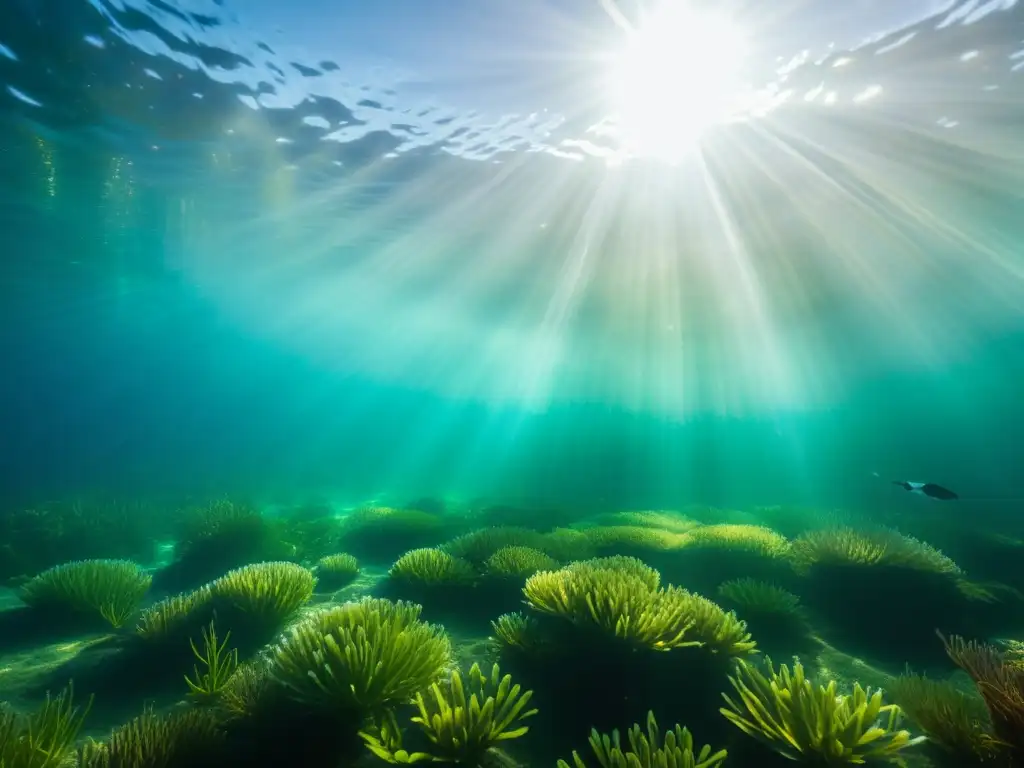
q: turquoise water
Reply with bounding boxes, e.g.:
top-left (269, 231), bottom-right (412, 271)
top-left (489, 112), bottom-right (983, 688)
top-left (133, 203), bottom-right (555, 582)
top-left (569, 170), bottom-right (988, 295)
top-left (2, 0), bottom-right (1022, 511)
top-left (1, 1), bottom-right (1024, 766)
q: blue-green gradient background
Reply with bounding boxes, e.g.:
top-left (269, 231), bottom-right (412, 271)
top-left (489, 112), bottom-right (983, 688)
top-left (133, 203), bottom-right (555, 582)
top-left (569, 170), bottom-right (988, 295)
top-left (1, 0), bottom-right (1021, 518)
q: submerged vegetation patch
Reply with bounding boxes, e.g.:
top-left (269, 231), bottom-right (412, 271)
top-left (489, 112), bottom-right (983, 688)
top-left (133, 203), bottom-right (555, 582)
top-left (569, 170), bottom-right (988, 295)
top-left (0, 496), bottom-right (1019, 768)
top-left (19, 559), bottom-right (152, 629)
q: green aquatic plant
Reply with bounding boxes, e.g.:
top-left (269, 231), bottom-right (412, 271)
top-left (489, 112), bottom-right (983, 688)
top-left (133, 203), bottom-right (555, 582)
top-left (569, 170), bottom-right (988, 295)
top-left (343, 506), bottom-right (442, 530)
top-left (579, 524), bottom-right (688, 554)
top-left (790, 527), bottom-right (887, 568)
top-left (671, 590), bottom-right (757, 657)
top-left (19, 558), bottom-right (152, 628)
top-left (721, 657), bottom-right (924, 765)
top-left (715, 579), bottom-right (811, 654)
top-left (572, 555), bottom-right (662, 589)
top-left (185, 621), bottom-right (239, 703)
top-left (360, 662), bottom-right (537, 765)
top-left (590, 510), bottom-right (702, 534)
top-left (209, 561), bottom-right (316, 627)
top-left (717, 578), bottom-right (803, 616)
top-left (0, 683), bottom-right (92, 768)
top-left (135, 585), bottom-right (213, 640)
top-left (77, 706), bottom-right (224, 768)
top-left (389, 548), bottom-right (476, 585)
top-left (523, 561), bottom-right (755, 655)
top-left (442, 526), bottom-right (549, 565)
top-left (357, 711), bottom-right (416, 765)
top-left (491, 612), bottom-right (550, 655)
top-left (940, 632), bottom-right (1024, 757)
top-left (413, 662), bottom-right (537, 755)
top-left (682, 524), bottom-right (791, 559)
top-left (484, 546), bottom-right (559, 580)
top-left (788, 529), bottom-right (967, 666)
top-left (789, 527), bottom-right (961, 575)
top-left (218, 659), bottom-right (272, 718)
top-left (314, 553), bottom-right (360, 590)
top-left (557, 711), bottom-right (727, 768)
top-left (886, 670), bottom-right (1004, 761)
top-left (523, 563), bottom-right (696, 651)
top-left (269, 597), bottom-right (452, 716)
top-left (538, 528), bottom-right (596, 561)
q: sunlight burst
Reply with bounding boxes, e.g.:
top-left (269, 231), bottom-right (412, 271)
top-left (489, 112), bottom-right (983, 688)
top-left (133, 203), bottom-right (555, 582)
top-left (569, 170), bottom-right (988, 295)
top-left (605, 2), bottom-right (749, 161)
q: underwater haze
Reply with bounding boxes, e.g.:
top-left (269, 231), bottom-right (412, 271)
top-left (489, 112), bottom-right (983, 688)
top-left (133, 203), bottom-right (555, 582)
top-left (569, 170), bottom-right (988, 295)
top-left (2, 1), bottom-right (1024, 512)
top-left (5, 2), bottom-right (1024, 768)
top-left (1, 0), bottom-right (1023, 510)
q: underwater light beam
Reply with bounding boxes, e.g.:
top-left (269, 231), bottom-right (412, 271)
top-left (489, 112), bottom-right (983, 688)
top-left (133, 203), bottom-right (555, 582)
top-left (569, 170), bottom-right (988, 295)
top-left (734, 109), bottom-right (1024, 365)
top-left (183, 123), bottom-right (623, 408)
top-left (692, 147), bottom-right (799, 405)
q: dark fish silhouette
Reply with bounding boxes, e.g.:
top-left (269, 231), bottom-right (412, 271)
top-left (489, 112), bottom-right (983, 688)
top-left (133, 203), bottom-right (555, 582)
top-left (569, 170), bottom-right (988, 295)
top-left (892, 481), bottom-right (958, 501)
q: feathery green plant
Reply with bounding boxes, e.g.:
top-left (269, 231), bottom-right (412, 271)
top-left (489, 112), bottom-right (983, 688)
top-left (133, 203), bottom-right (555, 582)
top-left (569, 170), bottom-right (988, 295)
top-left (315, 553), bottom-right (360, 589)
top-left (389, 548), bottom-right (476, 585)
top-left (20, 559), bottom-right (151, 628)
top-left (185, 621), bottom-right (239, 702)
top-left (270, 597), bottom-right (451, 716)
top-left (558, 711), bottom-right (727, 768)
top-left (491, 612), bottom-right (550, 655)
top-left (0, 683), bottom-right (92, 768)
top-left (485, 546), bottom-right (558, 580)
top-left (135, 586), bottom-right (212, 640)
top-left (524, 561), bottom-right (756, 655)
top-left (77, 706), bottom-right (223, 767)
top-left (360, 662), bottom-right (537, 765)
top-left (412, 662), bottom-right (537, 761)
top-left (721, 657), bottom-right (924, 765)
top-left (209, 561), bottom-right (316, 626)
top-left (887, 670), bottom-right (1003, 761)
